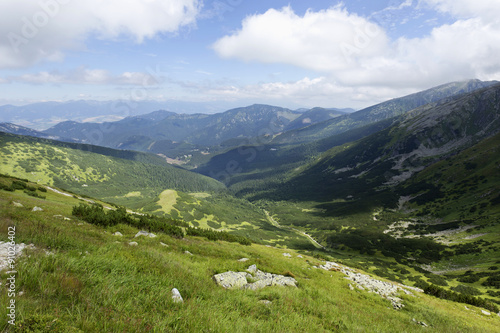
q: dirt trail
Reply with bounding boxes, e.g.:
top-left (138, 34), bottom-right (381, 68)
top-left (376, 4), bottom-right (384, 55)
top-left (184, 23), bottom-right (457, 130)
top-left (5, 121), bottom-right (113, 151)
top-left (263, 210), bottom-right (325, 249)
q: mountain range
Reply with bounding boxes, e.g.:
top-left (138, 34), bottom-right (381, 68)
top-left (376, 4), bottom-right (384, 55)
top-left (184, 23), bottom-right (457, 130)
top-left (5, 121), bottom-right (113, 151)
top-left (1, 79), bottom-right (500, 330)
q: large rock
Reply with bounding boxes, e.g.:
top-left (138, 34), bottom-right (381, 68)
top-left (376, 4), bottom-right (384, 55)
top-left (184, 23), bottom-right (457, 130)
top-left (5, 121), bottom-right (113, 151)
top-left (213, 271), bottom-right (250, 289)
top-left (214, 265), bottom-right (297, 290)
top-left (135, 231), bottom-right (156, 238)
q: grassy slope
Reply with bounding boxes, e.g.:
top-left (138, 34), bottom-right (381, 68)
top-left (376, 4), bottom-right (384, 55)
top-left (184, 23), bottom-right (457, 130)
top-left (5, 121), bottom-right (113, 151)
top-left (0, 133), bottom-right (315, 249)
top-left (0, 132), bottom-right (225, 198)
top-left (1, 181), bottom-right (499, 332)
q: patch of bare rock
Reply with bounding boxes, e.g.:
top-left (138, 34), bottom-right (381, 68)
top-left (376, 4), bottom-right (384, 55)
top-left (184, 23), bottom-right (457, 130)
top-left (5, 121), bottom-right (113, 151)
top-left (213, 264), bottom-right (297, 290)
top-left (319, 261), bottom-right (423, 310)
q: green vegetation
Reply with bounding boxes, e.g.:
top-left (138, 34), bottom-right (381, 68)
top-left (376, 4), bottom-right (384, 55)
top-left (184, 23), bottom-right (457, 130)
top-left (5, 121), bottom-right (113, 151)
top-left (0, 132), bottom-right (225, 200)
top-left (1, 177), bottom-right (499, 332)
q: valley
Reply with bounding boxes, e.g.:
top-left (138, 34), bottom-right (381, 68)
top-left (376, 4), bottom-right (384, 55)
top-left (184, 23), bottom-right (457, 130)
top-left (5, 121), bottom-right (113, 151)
top-left (1, 79), bottom-right (500, 331)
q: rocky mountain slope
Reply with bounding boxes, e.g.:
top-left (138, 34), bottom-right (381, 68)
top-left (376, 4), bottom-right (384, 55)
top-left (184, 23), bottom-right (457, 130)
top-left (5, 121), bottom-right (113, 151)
top-left (271, 79), bottom-right (498, 145)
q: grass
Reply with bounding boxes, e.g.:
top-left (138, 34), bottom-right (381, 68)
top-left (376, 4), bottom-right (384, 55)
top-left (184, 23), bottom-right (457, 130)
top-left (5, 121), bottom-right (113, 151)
top-left (155, 189), bottom-right (179, 214)
top-left (1, 180), bottom-right (500, 332)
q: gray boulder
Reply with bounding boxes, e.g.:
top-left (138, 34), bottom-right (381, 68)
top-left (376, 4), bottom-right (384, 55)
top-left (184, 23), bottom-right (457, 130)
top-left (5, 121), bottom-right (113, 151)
top-left (214, 265), bottom-right (297, 290)
top-left (213, 271), bottom-right (250, 289)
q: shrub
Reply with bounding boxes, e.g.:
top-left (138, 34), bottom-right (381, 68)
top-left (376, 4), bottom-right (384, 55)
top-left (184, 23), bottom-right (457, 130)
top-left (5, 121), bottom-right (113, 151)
top-left (428, 275), bottom-right (448, 286)
top-left (451, 284), bottom-right (482, 296)
top-left (24, 190), bottom-right (46, 199)
top-left (424, 284), bottom-right (498, 313)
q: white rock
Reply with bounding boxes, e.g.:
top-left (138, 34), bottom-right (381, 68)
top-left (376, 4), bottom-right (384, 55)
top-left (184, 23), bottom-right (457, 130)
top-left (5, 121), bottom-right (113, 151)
top-left (160, 242), bottom-right (169, 247)
top-left (282, 253), bottom-right (292, 257)
top-left (12, 202), bottom-right (23, 207)
top-left (32, 206), bottom-right (43, 212)
top-left (247, 265), bottom-right (257, 274)
top-left (113, 232), bottom-right (123, 237)
top-left (297, 255), bottom-right (303, 258)
top-left (259, 300), bottom-right (272, 305)
top-left (184, 251), bottom-right (193, 255)
top-left (171, 288), bottom-right (184, 303)
top-left (481, 310), bottom-right (491, 316)
top-left (128, 242), bottom-right (138, 246)
top-left (238, 258), bottom-right (249, 262)
top-left (135, 231), bottom-right (156, 238)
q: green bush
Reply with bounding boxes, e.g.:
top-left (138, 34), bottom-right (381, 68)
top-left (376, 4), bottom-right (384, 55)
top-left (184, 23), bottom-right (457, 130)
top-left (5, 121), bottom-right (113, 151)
top-left (451, 284), bottom-right (482, 296)
top-left (24, 190), bottom-right (46, 199)
top-left (186, 227), bottom-right (252, 245)
top-left (424, 284), bottom-right (498, 313)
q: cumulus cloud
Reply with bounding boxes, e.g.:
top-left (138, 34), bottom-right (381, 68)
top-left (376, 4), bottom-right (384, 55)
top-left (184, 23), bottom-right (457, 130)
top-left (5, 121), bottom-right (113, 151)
top-left (2, 67), bottom-right (163, 86)
top-left (213, 5), bottom-right (389, 73)
top-left (0, 0), bottom-right (200, 68)
top-left (212, 3), bottom-right (500, 93)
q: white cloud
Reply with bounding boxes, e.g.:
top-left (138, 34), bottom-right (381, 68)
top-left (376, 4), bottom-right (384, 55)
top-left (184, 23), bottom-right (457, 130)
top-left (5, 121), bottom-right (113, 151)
top-left (212, 5), bottom-right (390, 73)
top-left (0, 0), bottom-right (200, 68)
top-left (423, 0), bottom-right (500, 22)
top-left (204, 76), bottom-right (417, 108)
top-left (212, 4), bottom-right (500, 96)
top-left (2, 67), bottom-right (163, 86)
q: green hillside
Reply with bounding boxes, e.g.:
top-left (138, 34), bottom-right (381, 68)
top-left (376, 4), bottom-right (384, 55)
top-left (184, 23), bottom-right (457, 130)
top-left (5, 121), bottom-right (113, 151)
top-left (0, 132), bottom-right (224, 199)
top-left (1, 177), bottom-right (499, 332)
top-left (0, 132), bottom-right (315, 249)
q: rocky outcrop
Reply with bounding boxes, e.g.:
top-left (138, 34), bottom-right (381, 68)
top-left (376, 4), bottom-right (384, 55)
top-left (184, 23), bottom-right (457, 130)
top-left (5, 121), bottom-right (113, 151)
top-left (213, 271), bottom-right (250, 289)
top-left (319, 261), bottom-right (422, 310)
top-left (135, 231), bottom-right (156, 238)
top-left (213, 265), bottom-right (297, 290)
top-left (0, 242), bottom-right (35, 271)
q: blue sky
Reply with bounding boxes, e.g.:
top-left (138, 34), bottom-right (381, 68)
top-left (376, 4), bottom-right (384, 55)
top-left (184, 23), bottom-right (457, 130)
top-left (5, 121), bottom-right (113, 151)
top-left (0, 0), bottom-right (499, 111)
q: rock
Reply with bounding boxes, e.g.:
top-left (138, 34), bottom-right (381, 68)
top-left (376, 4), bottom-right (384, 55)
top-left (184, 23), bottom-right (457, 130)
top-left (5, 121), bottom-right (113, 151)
top-left (135, 231), bottom-right (156, 238)
top-left (481, 310), bottom-right (491, 316)
top-left (160, 242), bottom-right (169, 247)
top-left (184, 251), bottom-right (193, 256)
top-left (171, 288), bottom-right (184, 303)
top-left (12, 202), bottom-right (23, 207)
top-left (213, 272), bottom-right (250, 289)
top-left (348, 284), bottom-right (354, 291)
top-left (238, 258), bottom-right (249, 262)
top-left (32, 206), bottom-right (43, 212)
top-left (128, 242), bottom-right (138, 246)
top-left (259, 300), bottom-right (272, 305)
top-left (412, 318), bottom-right (428, 327)
top-left (247, 265), bottom-right (257, 274)
top-left (282, 253), bottom-right (292, 257)
top-left (64, 217), bottom-right (71, 221)
top-left (297, 255), bottom-right (303, 258)
top-left (215, 265), bottom-right (297, 291)
top-left (113, 232), bottom-right (123, 237)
